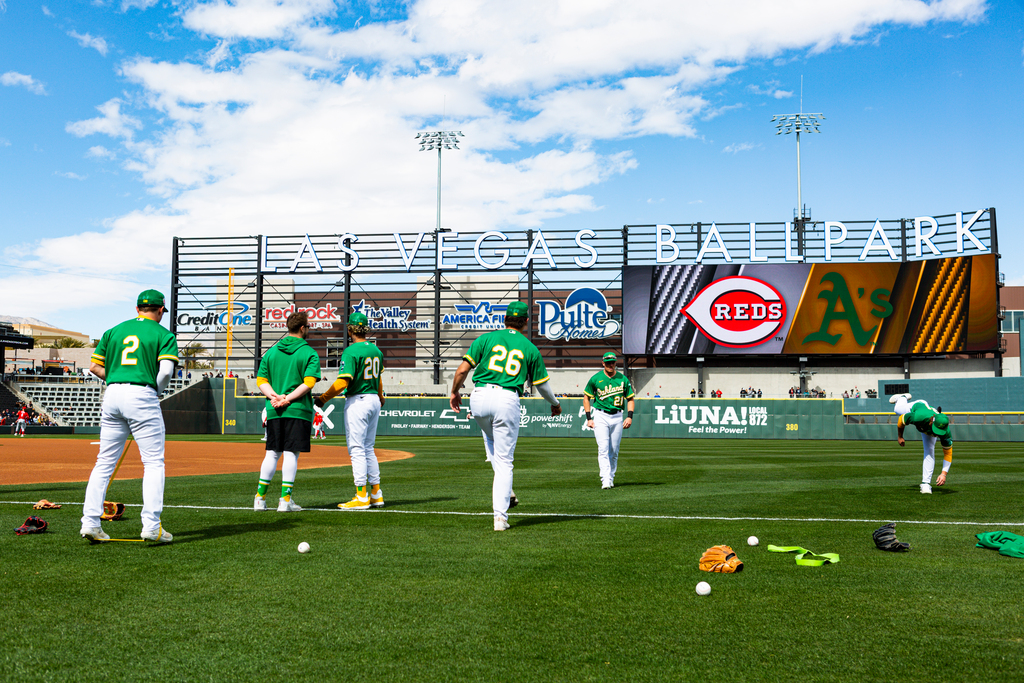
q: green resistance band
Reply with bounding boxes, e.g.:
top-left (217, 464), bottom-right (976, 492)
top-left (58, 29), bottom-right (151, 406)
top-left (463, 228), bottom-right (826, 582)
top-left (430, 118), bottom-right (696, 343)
top-left (767, 545), bottom-right (840, 566)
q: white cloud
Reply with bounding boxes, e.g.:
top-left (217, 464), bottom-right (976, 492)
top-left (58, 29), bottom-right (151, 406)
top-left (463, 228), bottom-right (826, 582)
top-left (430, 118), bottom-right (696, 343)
top-left (1, 71), bottom-right (46, 95)
top-left (55, 171), bottom-right (88, 180)
top-left (86, 145), bottom-right (116, 159)
top-left (42, 5), bottom-right (54, 17)
top-left (121, 0), bottom-right (159, 10)
top-left (69, 30), bottom-right (110, 57)
top-left (66, 99), bottom-right (142, 140)
top-left (748, 81), bottom-right (793, 99)
top-left (183, 0), bottom-right (336, 40)
top-left (0, 137), bottom-right (11, 146)
top-left (723, 142), bottom-right (759, 154)
top-left (14, 0), bottom-right (988, 324)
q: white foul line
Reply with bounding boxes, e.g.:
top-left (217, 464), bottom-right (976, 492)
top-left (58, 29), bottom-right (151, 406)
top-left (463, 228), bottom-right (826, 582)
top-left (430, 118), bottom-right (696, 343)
top-left (1, 500), bottom-right (1022, 526)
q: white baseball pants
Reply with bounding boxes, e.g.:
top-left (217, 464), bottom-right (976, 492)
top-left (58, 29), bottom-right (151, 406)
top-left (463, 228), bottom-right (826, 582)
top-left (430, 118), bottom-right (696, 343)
top-left (469, 386), bottom-right (521, 521)
top-left (893, 397), bottom-right (938, 484)
top-left (81, 384), bottom-right (166, 534)
top-left (345, 394), bottom-right (381, 487)
top-left (593, 409), bottom-right (623, 487)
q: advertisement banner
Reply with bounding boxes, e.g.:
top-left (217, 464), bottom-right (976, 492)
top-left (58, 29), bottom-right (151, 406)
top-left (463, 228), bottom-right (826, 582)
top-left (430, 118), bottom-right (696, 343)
top-left (622, 254), bottom-right (998, 356)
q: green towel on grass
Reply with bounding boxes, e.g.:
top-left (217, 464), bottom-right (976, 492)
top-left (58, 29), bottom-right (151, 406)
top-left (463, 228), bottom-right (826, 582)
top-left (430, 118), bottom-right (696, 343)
top-left (975, 531), bottom-right (1024, 559)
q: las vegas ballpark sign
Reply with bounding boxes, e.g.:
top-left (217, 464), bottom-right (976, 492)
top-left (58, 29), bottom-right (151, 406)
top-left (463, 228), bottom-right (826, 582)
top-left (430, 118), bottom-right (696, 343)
top-left (681, 277), bottom-right (785, 348)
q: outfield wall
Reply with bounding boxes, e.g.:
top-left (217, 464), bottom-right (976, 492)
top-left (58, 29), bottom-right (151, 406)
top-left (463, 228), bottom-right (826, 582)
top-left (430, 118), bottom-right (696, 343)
top-left (193, 379), bottom-right (1024, 441)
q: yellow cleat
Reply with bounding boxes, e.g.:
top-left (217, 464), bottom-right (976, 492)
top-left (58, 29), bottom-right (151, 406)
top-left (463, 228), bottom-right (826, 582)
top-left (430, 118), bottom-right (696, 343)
top-left (339, 496), bottom-right (370, 511)
top-left (369, 491), bottom-right (384, 508)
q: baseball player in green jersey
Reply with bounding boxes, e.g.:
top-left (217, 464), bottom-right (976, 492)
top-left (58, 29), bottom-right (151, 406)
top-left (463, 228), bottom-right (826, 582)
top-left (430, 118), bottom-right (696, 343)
top-left (450, 301), bottom-right (561, 531)
top-left (80, 289), bottom-right (179, 543)
top-left (316, 312), bottom-right (386, 510)
top-left (254, 311), bottom-right (322, 512)
top-left (890, 393), bottom-right (953, 493)
top-left (583, 351), bottom-right (635, 489)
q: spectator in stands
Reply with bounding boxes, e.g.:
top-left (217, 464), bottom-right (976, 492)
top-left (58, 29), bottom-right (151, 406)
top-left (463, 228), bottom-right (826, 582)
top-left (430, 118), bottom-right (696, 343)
top-left (691, 388), bottom-right (696, 397)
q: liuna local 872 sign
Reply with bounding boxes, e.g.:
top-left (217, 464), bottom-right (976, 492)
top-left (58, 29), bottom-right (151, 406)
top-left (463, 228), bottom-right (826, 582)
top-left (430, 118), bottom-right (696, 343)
top-left (622, 254), bottom-right (998, 356)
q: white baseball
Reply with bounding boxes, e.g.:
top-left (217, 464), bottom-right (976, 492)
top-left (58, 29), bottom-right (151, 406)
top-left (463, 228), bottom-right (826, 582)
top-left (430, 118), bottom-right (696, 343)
top-left (747, 536), bottom-right (759, 546)
top-left (297, 542), bottom-right (310, 554)
top-left (696, 581), bottom-right (711, 596)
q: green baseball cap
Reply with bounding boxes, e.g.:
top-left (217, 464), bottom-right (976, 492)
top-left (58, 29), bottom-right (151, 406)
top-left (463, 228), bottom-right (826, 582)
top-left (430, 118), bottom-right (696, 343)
top-left (931, 412), bottom-right (950, 437)
top-left (137, 289), bottom-right (165, 308)
top-left (602, 352), bottom-right (617, 363)
top-left (348, 311), bottom-right (369, 326)
top-left (505, 301), bottom-right (529, 317)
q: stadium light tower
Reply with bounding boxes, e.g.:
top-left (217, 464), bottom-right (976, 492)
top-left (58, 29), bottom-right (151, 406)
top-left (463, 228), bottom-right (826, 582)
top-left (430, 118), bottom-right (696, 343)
top-left (416, 130), bottom-right (464, 233)
top-left (771, 112), bottom-right (823, 222)
top-left (416, 130), bottom-right (463, 386)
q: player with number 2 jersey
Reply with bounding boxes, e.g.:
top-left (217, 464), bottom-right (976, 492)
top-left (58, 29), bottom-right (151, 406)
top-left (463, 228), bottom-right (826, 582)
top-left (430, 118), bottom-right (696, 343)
top-left (80, 289), bottom-right (178, 543)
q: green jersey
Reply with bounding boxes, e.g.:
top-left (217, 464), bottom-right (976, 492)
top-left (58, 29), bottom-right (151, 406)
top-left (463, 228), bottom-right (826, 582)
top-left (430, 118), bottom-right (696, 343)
top-left (257, 336), bottom-right (321, 421)
top-left (92, 317), bottom-right (178, 389)
top-left (464, 328), bottom-right (548, 395)
top-left (339, 341), bottom-right (383, 396)
top-left (902, 402), bottom-right (953, 448)
top-left (584, 371), bottom-right (634, 412)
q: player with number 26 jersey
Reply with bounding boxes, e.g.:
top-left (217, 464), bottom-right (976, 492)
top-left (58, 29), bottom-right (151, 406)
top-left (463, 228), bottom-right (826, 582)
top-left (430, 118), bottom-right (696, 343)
top-left (450, 301), bottom-right (561, 531)
top-left (463, 327), bottom-right (548, 393)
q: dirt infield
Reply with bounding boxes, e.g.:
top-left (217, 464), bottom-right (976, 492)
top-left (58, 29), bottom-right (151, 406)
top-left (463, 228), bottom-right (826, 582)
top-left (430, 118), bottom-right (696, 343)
top-left (0, 438), bottom-right (414, 486)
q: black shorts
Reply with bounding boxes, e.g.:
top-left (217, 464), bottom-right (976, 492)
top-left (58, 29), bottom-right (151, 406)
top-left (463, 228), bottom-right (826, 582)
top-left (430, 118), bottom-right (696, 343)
top-left (266, 417), bottom-right (312, 453)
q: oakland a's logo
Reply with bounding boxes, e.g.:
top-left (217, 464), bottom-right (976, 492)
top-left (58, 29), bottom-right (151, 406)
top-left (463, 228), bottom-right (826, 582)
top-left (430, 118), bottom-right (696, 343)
top-left (681, 277), bottom-right (786, 348)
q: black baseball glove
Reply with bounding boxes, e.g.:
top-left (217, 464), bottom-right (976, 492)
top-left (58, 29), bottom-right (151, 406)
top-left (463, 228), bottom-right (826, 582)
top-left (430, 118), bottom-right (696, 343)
top-left (873, 522), bottom-right (910, 552)
top-left (15, 516), bottom-right (48, 535)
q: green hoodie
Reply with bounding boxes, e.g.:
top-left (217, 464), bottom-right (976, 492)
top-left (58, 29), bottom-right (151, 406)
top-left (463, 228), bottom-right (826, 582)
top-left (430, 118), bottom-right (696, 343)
top-left (257, 335), bottom-right (322, 422)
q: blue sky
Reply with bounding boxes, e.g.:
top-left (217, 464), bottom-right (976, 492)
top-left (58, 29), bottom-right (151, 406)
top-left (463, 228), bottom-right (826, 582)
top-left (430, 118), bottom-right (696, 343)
top-left (1, 0), bottom-right (1022, 339)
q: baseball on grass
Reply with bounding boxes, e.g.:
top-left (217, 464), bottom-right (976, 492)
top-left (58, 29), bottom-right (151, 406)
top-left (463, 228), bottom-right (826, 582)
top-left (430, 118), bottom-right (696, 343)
top-left (748, 536), bottom-right (759, 546)
top-left (297, 542), bottom-right (310, 554)
top-left (696, 581), bottom-right (711, 596)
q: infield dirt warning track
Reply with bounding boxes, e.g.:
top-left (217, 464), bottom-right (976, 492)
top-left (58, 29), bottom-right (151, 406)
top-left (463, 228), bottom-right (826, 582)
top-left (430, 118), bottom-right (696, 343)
top-left (0, 438), bottom-right (414, 486)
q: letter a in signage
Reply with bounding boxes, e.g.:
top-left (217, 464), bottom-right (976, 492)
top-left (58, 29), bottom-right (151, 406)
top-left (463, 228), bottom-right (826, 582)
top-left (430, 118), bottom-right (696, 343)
top-left (802, 272), bottom-right (876, 346)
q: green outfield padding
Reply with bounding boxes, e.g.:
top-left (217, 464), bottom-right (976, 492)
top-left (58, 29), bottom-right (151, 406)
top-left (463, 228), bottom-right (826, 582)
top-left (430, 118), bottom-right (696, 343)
top-left (178, 379), bottom-right (1024, 441)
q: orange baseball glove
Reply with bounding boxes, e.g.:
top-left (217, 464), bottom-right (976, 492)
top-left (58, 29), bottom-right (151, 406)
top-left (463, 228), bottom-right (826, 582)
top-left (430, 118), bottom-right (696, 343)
top-left (699, 545), bottom-right (744, 573)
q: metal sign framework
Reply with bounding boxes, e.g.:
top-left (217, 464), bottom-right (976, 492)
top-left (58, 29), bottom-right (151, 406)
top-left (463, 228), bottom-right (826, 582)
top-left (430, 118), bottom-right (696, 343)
top-left (169, 208), bottom-right (999, 383)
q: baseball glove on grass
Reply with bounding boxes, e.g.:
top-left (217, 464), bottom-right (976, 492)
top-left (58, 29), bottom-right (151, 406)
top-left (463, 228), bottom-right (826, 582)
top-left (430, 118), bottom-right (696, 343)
top-left (15, 516), bottom-right (48, 535)
top-left (33, 499), bottom-right (61, 510)
top-left (699, 545), bottom-right (744, 573)
top-left (873, 522), bottom-right (910, 552)
top-left (101, 501), bottom-right (125, 521)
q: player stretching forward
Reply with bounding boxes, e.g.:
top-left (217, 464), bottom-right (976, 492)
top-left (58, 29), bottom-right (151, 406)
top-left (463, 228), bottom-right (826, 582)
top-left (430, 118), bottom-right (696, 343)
top-left (15, 406), bottom-right (29, 437)
top-left (890, 393), bottom-right (953, 494)
top-left (313, 409), bottom-right (326, 439)
top-left (450, 301), bottom-right (561, 531)
top-left (583, 352), bottom-right (635, 489)
top-left (316, 312), bottom-right (386, 510)
top-left (254, 311), bottom-right (322, 512)
top-left (80, 289), bottom-right (178, 543)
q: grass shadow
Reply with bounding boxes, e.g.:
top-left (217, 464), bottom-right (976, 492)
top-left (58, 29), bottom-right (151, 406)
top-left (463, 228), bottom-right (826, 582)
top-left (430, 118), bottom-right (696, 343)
top-left (511, 515), bottom-right (597, 528)
top-left (172, 518), bottom-right (300, 544)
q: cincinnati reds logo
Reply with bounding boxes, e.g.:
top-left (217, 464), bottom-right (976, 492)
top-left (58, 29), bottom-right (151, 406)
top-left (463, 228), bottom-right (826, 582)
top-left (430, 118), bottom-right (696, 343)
top-left (681, 276), bottom-right (786, 348)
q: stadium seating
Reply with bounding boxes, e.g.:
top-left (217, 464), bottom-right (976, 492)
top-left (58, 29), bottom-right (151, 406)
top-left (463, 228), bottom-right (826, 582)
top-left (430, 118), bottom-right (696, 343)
top-left (12, 378), bottom-right (191, 427)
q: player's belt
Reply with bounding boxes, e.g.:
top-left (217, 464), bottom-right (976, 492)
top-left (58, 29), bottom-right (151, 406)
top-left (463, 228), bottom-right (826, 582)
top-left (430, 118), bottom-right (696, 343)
top-left (109, 382), bottom-right (156, 389)
top-left (595, 408), bottom-right (621, 415)
top-left (482, 384), bottom-right (519, 394)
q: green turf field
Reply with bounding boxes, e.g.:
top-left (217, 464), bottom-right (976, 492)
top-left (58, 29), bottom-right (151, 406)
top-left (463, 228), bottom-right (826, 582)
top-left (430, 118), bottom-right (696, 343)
top-left (1, 435), bottom-right (1022, 682)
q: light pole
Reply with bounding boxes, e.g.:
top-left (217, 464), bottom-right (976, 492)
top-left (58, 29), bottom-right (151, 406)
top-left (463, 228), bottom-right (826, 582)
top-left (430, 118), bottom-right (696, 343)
top-left (771, 112), bottom-right (823, 223)
top-left (772, 112), bottom-right (822, 257)
top-left (416, 130), bottom-right (463, 384)
top-left (416, 130), bottom-right (464, 233)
